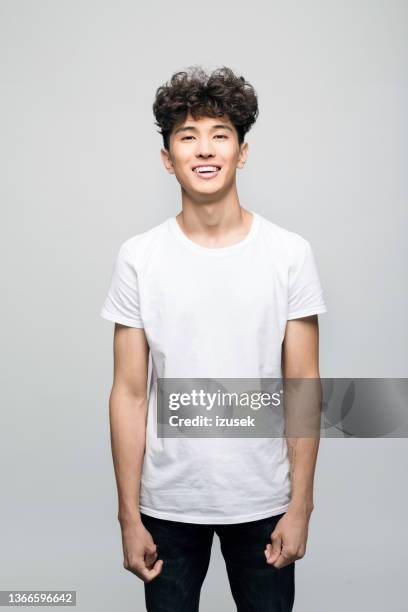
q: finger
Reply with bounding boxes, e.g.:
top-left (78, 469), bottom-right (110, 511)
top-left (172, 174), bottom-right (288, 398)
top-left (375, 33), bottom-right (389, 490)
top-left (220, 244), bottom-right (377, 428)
top-left (145, 543), bottom-right (157, 555)
top-left (145, 551), bottom-right (158, 569)
top-left (129, 558), bottom-right (163, 582)
top-left (144, 543), bottom-right (158, 568)
top-left (140, 559), bottom-right (164, 582)
top-left (265, 533), bottom-right (282, 564)
top-left (264, 544), bottom-right (279, 564)
top-left (273, 555), bottom-right (294, 569)
top-left (273, 548), bottom-right (296, 569)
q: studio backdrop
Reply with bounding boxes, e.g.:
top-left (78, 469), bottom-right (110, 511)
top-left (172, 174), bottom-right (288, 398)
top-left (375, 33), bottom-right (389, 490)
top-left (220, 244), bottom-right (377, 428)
top-left (1, 1), bottom-right (407, 611)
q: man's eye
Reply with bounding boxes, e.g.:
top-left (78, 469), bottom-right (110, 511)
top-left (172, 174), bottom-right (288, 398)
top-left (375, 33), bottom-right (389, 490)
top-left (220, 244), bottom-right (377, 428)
top-left (181, 134), bottom-right (227, 141)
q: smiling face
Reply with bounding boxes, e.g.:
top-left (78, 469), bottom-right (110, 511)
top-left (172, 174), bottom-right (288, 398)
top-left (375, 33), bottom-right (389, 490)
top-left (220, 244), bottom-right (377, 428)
top-left (160, 113), bottom-right (248, 198)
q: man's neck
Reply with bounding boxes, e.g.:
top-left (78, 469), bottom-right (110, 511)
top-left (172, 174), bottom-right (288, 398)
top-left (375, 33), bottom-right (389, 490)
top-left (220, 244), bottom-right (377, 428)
top-left (175, 199), bottom-right (253, 249)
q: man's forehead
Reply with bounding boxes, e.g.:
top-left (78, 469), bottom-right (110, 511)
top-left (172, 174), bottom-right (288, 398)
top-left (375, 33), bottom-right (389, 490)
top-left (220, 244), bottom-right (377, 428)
top-left (183, 112), bottom-right (231, 125)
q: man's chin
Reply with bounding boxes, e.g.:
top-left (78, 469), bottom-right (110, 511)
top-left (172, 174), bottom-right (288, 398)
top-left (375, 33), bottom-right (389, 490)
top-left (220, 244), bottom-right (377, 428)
top-left (179, 180), bottom-right (223, 195)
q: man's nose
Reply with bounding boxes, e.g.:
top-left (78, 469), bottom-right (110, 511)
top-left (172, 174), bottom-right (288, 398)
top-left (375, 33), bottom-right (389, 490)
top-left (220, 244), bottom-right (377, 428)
top-left (195, 139), bottom-right (215, 157)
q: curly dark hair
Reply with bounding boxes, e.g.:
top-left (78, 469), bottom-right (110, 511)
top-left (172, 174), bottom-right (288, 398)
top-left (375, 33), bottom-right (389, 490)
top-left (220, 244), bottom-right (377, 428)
top-left (152, 65), bottom-right (259, 151)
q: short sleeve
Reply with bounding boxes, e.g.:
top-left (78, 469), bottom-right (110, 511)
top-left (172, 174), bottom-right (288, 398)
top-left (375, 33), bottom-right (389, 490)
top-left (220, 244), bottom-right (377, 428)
top-left (287, 239), bottom-right (328, 320)
top-left (100, 242), bottom-right (144, 328)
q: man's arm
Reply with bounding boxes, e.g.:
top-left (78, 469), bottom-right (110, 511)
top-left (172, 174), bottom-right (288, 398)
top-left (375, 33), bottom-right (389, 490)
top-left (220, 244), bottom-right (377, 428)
top-left (109, 323), bottom-right (163, 582)
top-left (282, 314), bottom-right (321, 515)
top-left (110, 323), bottom-right (149, 523)
top-left (265, 314), bottom-right (322, 569)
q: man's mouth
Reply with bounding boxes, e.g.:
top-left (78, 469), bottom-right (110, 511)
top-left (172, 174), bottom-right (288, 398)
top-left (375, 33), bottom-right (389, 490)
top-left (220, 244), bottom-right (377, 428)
top-left (192, 165), bottom-right (222, 179)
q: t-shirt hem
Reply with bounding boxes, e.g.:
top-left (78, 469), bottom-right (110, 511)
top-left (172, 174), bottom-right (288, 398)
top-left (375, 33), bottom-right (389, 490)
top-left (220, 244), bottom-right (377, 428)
top-left (287, 305), bottom-right (327, 320)
top-left (100, 309), bottom-right (144, 328)
top-left (138, 503), bottom-right (290, 525)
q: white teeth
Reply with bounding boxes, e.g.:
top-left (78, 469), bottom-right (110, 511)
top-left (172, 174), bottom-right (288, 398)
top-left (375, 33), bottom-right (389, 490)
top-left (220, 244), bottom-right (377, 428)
top-left (193, 166), bottom-right (220, 173)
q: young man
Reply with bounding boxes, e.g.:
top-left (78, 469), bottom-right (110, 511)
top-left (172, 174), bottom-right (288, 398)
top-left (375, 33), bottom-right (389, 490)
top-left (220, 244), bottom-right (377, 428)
top-left (100, 66), bottom-right (328, 611)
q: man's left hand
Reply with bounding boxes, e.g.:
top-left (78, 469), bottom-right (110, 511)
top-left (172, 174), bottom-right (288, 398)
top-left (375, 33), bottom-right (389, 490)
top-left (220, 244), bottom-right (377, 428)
top-left (264, 505), bottom-right (312, 569)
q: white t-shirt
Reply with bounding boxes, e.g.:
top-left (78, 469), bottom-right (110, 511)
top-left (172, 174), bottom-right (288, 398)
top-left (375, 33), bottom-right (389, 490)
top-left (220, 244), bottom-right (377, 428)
top-left (100, 210), bottom-right (328, 524)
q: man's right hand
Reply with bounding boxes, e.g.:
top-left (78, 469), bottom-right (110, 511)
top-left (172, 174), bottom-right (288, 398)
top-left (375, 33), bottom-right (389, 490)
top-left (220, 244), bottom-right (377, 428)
top-left (120, 519), bottom-right (164, 582)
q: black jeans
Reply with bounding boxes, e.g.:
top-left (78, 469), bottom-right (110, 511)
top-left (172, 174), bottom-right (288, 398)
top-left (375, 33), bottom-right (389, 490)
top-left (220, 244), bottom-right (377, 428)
top-left (140, 511), bottom-right (295, 612)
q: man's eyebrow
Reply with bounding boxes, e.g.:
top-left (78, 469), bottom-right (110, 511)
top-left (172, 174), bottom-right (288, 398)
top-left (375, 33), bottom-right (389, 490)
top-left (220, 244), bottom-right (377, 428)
top-left (174, 123), bottom-right (234, 135)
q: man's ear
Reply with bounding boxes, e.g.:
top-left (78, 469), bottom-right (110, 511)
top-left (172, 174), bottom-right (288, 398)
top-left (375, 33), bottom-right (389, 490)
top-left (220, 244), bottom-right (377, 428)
top-left (160, 148), bottom-right (175, 175)
top-left (237, 142), bottom-right (249, 169)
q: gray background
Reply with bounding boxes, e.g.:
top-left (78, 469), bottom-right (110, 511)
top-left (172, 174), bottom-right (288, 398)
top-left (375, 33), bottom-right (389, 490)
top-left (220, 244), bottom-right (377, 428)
top-left (1, 0), bottom-right (407, 610)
